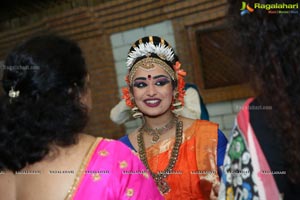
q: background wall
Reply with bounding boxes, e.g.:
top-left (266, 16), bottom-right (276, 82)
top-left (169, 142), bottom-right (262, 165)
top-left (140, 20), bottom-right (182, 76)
top-left (0, 0), bottom-right (253, 139)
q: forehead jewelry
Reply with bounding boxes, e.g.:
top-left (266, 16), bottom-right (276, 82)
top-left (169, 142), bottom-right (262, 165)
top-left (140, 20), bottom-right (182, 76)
top-left (129, 57), bottom-right (175, 84)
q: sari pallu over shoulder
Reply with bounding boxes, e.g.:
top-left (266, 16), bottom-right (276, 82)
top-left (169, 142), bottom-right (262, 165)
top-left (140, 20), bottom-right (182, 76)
top-left (146, 120), bottom-right (220, 200)
top-left (65, 138), bottom-right (163, 200)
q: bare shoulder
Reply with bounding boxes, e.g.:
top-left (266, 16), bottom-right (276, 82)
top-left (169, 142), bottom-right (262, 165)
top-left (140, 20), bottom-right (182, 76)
top-left (0, 171), bottom-right (16, 200)
top-left (179, 116), bottom-right (196, 130)
top-left (128, 129), bottom-right (138, 140)
top-left (13, 134), bottom-right (97, 200)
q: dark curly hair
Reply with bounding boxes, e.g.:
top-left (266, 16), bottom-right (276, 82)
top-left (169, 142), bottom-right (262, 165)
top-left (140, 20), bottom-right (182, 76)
top-left (0, 35), bottom-right (89, 171)
top-left (228, 0), bottom-right (300, 183)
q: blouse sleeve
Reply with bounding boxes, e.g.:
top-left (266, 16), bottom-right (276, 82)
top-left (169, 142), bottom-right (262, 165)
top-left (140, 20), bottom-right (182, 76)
top-left (217, 129), bottom-right (228, 176)
top-left (217, 129), bottom-right (228, 167)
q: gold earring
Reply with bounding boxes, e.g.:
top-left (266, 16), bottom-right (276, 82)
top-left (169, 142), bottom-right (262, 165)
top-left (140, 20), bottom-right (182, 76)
top-left (172, 92), bottom-right (183, 112)
top-left (130, 97), bottom-right (143, 118)
top-left (132, 106), bottom-right (143, 118)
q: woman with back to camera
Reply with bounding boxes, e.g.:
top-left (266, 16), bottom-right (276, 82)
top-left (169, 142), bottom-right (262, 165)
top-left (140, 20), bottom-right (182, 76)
top-left (219, 0), bottom-right (300, 199)
top-left (120, 36), bottom-right (228, 199)
top-left (0, 35), bottom-right (163, 200)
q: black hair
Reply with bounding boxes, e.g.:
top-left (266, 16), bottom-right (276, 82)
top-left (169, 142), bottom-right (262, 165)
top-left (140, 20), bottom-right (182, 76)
top-left (228, 0), bottom-right (300, 183)
top-left (0, 35), bottom-right (89, 171)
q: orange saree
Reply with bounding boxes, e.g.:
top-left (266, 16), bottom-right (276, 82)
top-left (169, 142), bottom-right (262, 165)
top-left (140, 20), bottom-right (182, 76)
top-left (146, 120), bottom-right (220, 200)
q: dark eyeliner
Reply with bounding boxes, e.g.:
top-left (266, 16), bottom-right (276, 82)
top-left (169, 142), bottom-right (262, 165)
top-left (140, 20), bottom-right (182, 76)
top-left (155, 78), bottom-right (170, 86)
top-left (133, 81), bottom-right (147, 88)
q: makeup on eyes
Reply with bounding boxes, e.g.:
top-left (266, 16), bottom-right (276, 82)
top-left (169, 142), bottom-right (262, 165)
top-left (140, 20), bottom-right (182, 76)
top-left (133, 81), bottom-right (147, 88)
top-left (133, 75), bottom-right (171, 88)
top-left (154, 77), bottom-right (170, 86)
top-left (133, 77), bottom-right (147, 88)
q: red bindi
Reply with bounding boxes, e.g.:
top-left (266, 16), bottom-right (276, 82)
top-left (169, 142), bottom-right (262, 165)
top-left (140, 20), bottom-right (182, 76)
top-left (148, 75), bottom-right (151, 80)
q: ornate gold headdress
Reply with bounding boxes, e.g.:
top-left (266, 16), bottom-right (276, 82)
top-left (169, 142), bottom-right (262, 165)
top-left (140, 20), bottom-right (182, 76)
top-left (126, 36), bottom-right (176, 84)
top-left (126, 36), bottom-right (175, 70)
top-left (122, 36), bottom-right (186, 111)
top-left (128, 57), bottom-right (176, 84)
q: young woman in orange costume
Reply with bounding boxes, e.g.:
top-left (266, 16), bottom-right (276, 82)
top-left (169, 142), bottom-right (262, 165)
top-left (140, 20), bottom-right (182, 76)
top-left (120, 36), bottom-right (228, 199)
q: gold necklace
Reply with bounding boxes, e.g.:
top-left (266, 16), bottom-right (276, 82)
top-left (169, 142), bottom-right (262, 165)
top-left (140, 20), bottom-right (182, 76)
top-left (141, 115), bottom-right (177, 144)
top-left (137, 117), bottom-right (183, 194)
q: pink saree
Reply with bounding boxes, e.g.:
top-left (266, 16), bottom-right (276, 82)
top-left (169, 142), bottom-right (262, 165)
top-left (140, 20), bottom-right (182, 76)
top-left (65, 138), bottom-right (163, 200)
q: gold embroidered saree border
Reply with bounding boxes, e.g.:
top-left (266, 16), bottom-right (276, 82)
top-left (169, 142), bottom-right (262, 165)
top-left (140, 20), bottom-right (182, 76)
top-left (64, 137), bottom-right (103, 200)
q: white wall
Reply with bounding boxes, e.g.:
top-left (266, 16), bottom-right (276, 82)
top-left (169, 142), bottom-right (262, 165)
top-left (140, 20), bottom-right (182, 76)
top-left (206, 98), bottom-right (247, 138)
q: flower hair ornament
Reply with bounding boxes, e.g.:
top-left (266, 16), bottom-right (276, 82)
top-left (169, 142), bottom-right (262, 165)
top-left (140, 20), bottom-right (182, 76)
top-left (122, 36), bottom-right (187, 117)
top-left (126, 36), bottom-right (175, 69)
top-left (8, 87), bottom-right (20, 98)
top-left (171, 61), bottom-right (186, 112)
top-left (8, 86), bottom-right (20, 103)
